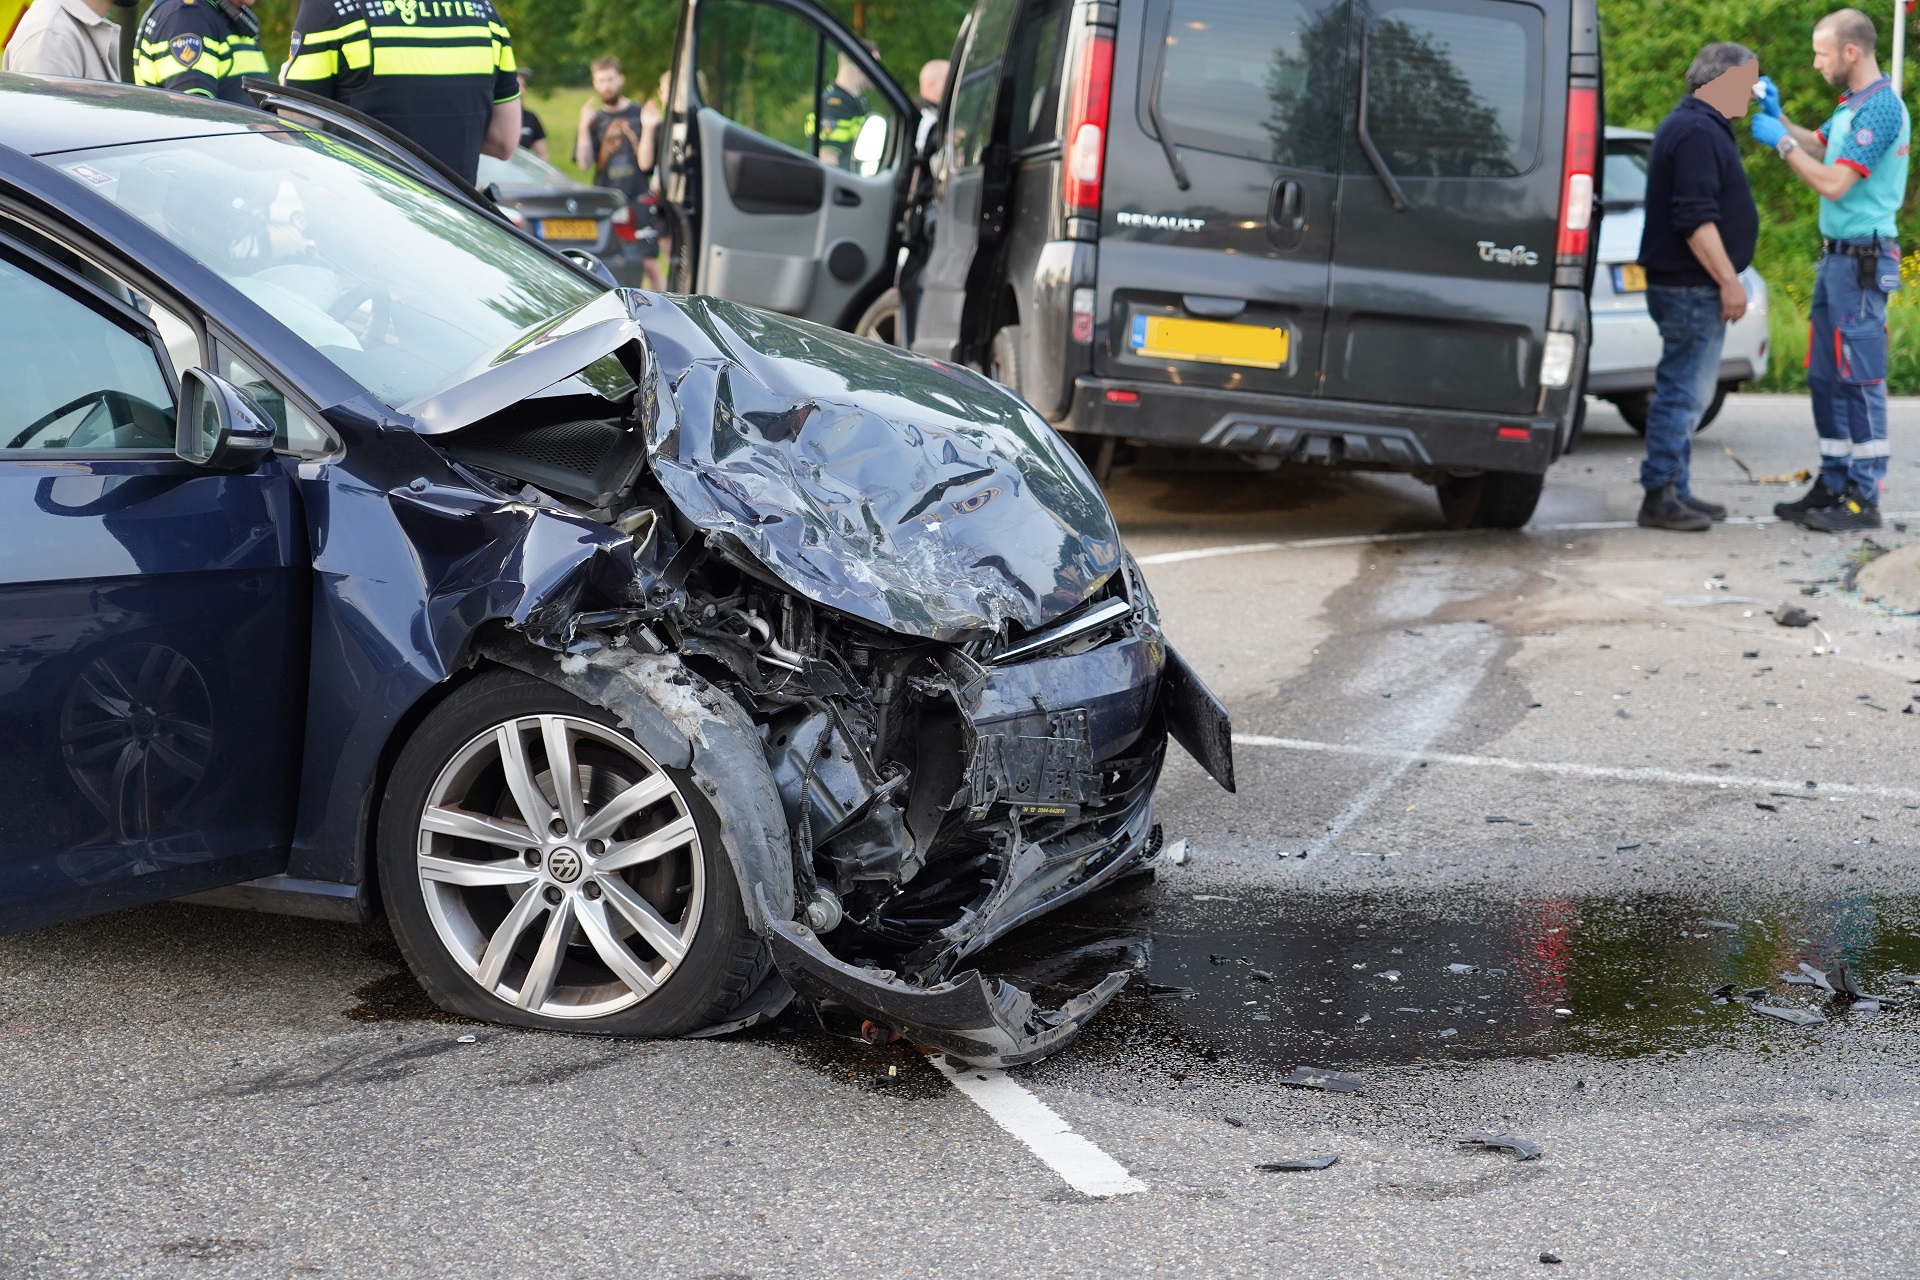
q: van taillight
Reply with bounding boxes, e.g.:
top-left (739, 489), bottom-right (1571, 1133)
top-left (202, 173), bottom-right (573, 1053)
top-left (1556, 86), bottom-right (1598, 260)
top-left (1064, 31), bottom-right (1115, 216)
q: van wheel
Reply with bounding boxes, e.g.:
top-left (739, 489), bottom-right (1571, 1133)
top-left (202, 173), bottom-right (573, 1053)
top-left (377, 669), bottom-right (761, 1036)
top-left (988, 325), bottom-right (1022, 395)
top-left (1435, 470), bottom-right (1543, 530)
top-left (855, 288), bottom-right (903, 347)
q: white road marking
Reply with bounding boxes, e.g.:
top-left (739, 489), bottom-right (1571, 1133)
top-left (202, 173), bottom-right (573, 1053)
top-left (1233, 734), bottom-right (1920, 804)
top-left (928, 1056), bottom-right (1147, 1198)
top-left (1134, 513), bottom-right (1920, 567)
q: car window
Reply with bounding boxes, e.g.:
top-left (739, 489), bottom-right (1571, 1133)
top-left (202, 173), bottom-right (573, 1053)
top-left (478, 148), bottom-right (575, 191)
top-left (0, 252), bottom-right (174, 453)
top-left (1146, 0), bottom-right (1348, 171)
top-left (1005, 0), bottom-right (1071, 152)
top-left (697, 0), bottom-right (898, 176)
top-left (947, 0), bottom-right (1021, 169)
top-left (1361, 1), bottom-right (1544, 178)
top-left (217, 345), bottom-right (335, 456)
top-left (1604, 141), bottom-right (1648, 206)
top-left (0, 213), bottom-right (201, 376)
top-left (58, 131), bottom-right (605, 413)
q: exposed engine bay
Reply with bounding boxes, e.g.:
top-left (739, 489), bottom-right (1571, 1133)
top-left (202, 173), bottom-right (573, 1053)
top-left (401, 289), bottom-right (1235, 1065)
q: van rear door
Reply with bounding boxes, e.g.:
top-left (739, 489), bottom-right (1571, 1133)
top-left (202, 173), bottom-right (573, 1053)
top-left (1322, 0), bottom-right (1563, 416)
top-left (662, 0), bottom-right (913, 329)
top-left (1092, 0), bottom-right (1350, 401)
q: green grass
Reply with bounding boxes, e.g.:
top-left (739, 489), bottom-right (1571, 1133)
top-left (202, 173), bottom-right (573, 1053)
top-left (1757, 252), bottom-right (1920, 394)
top-left (525, 85), bottom-right (597, 184)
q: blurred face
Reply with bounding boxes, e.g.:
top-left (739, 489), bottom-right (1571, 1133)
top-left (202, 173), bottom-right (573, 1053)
top-left (1812, 28), bottom-right (1855, 87)
top-left (1695, 60), bottom-right (1759, 118)
top-left (836, 52), bottom-right (869, 95)
top-left (919, 58), bottom-right (950, 105)
top-left (592, 66), bottom-right (626, 103)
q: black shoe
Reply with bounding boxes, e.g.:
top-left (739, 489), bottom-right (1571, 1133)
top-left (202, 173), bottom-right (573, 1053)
top-left (1638, 483), bottom-right (1712, 531)
top-left (1682, 493), bottom-right (1727, 521)
top-left (1801, 489), bottom-right (1883, 532)
top-left (1774, 479), bottom-right (1840, 522)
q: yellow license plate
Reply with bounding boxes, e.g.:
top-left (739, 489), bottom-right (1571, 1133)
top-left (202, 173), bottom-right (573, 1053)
top-left (1129, 314), bottom-right (1289, 370)
top-left (1613, 263), bottom-right (1647, 293)
top-left (540, 218), bottom-right (599, 242)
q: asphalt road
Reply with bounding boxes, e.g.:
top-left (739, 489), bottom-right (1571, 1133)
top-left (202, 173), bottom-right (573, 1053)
top-left (4, 395), bottom-right (1919, 1278)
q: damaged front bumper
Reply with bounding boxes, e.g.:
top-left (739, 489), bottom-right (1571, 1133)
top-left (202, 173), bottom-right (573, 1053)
top-left (762, 888), bottom-right (1129, 1067)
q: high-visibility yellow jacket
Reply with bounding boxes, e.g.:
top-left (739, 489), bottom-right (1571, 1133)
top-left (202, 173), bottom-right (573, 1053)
top-left (284, 0), bottom-right (517, 183)
top-left (133, 0), bottom-right (267, 105)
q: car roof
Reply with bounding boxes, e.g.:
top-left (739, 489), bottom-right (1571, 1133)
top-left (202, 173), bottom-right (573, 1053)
top-left (1605, 126), bottom-right (1654, 142)
top-left (0, 73), bottom-right (264, 156)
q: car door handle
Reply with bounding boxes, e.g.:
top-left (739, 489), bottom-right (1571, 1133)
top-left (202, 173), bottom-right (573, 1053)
top-left (1268, 179), bottom-right (1306, 248)
top-left (833, 187), bottom-right (861, 207)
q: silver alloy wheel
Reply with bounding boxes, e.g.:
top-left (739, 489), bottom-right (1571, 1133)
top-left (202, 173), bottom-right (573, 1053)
top-left (415, 713), bottom-right (705, 1019)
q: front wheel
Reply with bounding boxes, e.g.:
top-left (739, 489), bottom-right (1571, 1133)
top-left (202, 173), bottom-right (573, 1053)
top-left (855, 287), bottom-right (903, 347)
top-left (1435, 470), bottom-right (1544, 530)
top-left (377, 669), bottom-right (761, 1035)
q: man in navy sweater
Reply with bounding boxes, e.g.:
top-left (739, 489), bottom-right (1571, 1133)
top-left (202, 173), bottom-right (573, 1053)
top-left (1635, 44), bottom-right (1762, 531)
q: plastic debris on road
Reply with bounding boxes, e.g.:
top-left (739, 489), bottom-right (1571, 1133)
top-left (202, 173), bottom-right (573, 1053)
top-left (1456, 1131), bottom-right (1544, 1161)
top-left (1256, 1155), bottom-right (1340, 1172)
top-left (1749, 1003), bottom-right (1824, 1027)
top-left (1774, 603), bottom-right (1817, 627)
top-left (1279, 1066), bottom-right (1364, 1094)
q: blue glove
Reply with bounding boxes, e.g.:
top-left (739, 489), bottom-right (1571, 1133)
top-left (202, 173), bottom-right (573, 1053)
top-left (1750, 113), bottom-right (1788, 148)
top-left (1755, 75), bottom-right (1782, 119)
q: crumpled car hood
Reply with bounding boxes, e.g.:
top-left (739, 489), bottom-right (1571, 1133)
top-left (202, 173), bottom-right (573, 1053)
top-left (632, 294), bottom-right (1123, 641)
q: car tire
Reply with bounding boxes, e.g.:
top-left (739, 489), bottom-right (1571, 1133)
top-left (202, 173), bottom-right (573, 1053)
top-left (1611, 390), bottom-right (1651, 434)
top-left (1435, 470), bottom-right (1544, 530)
top-left (1611, 384), bottom-right (1729, 436)
top-left (1695, 382), bottom-right (1733, 433)
top-left (377, 669), bottom-right (762, 1036)
top-left (988, 324), bottom-right (1022, 395)
top-left (855, 287), bottom-right (903, 347)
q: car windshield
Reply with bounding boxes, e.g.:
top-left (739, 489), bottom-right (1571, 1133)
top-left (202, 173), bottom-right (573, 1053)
top-left (477, 148), bottom-right (577, 191)
top-left (58, 128), bottom-right (605, 409)
top-left (1604, 139), bottom-right (1650, 207)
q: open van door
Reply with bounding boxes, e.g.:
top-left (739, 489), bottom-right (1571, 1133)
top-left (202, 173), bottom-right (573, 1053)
top-left (662, 0), bottom-right (914, 329)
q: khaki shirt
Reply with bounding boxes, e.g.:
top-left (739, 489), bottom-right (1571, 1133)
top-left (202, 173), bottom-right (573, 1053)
top-left (2, 0), bottom-right (121, 81)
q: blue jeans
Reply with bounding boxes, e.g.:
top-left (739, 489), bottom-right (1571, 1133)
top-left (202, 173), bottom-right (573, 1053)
top-left (1807, 241), bottom-right (1899, 498)
top-left (1640, 284), bottom-right (1727, 495)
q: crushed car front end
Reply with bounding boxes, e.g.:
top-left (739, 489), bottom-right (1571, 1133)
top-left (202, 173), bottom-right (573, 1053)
top-left (409, 289), bottom-right (1234, 1064)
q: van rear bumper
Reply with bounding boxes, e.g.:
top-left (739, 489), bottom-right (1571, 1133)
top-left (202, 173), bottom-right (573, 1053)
top-left (1061, 377), bottom-right (1562, 475)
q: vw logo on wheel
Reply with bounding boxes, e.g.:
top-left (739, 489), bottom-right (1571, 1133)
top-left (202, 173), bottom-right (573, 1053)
top-left (547, 847), bottom-right (583, 883)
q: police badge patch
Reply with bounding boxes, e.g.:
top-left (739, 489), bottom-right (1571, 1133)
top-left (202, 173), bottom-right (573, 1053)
top-left (170, 33), bottom-right (203, 67)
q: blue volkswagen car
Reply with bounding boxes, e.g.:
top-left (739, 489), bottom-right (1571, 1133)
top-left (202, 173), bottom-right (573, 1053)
top-left (0, 76), bottom-right (1231, 1065)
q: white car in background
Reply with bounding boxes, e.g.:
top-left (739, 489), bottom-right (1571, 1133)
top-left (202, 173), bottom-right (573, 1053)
top-left (1587, 127), bottom-right (1770, 434)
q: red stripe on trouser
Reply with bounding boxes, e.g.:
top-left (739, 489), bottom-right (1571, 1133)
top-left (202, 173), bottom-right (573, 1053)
top-left (1836, 328), bottom-right (1846, 379)
top-left (1805, 321), bottom-right (1814, 369)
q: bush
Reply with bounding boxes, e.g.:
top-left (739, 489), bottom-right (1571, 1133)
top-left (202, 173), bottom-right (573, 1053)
top-left (1601, 0), bottom-right (1917, 391)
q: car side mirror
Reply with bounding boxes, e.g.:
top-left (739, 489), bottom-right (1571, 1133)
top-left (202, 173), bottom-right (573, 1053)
top-left (176, 368), bottom-right (276, 470)
top-left (560, 248), bottom-right (619, 288)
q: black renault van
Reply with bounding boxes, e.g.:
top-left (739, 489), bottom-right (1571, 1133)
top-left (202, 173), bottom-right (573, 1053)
top-left (660, 0), bottom-right (1601, 528)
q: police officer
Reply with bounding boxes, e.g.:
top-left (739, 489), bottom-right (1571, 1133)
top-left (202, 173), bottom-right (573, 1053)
top-left (133, 0), bottom-right (267, 104)
top-left (282, 0), bottom-right (521, 184)
top-left (1753, 7), bottom-right (1910, 532)
top-left (813, 39), bottom-right (878, 170)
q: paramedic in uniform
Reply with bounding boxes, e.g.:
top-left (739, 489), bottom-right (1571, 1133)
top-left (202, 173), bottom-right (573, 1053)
top-left (1755, 8), bottom-right (1911, 532)
top-left (282, 0), bottom-right (520, 185)
top-left (133, 0), bottom-right (267, 104)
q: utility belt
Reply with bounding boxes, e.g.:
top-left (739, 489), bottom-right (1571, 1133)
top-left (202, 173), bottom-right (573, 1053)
top-left (1822, 235), bottom-right (1900, 290)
